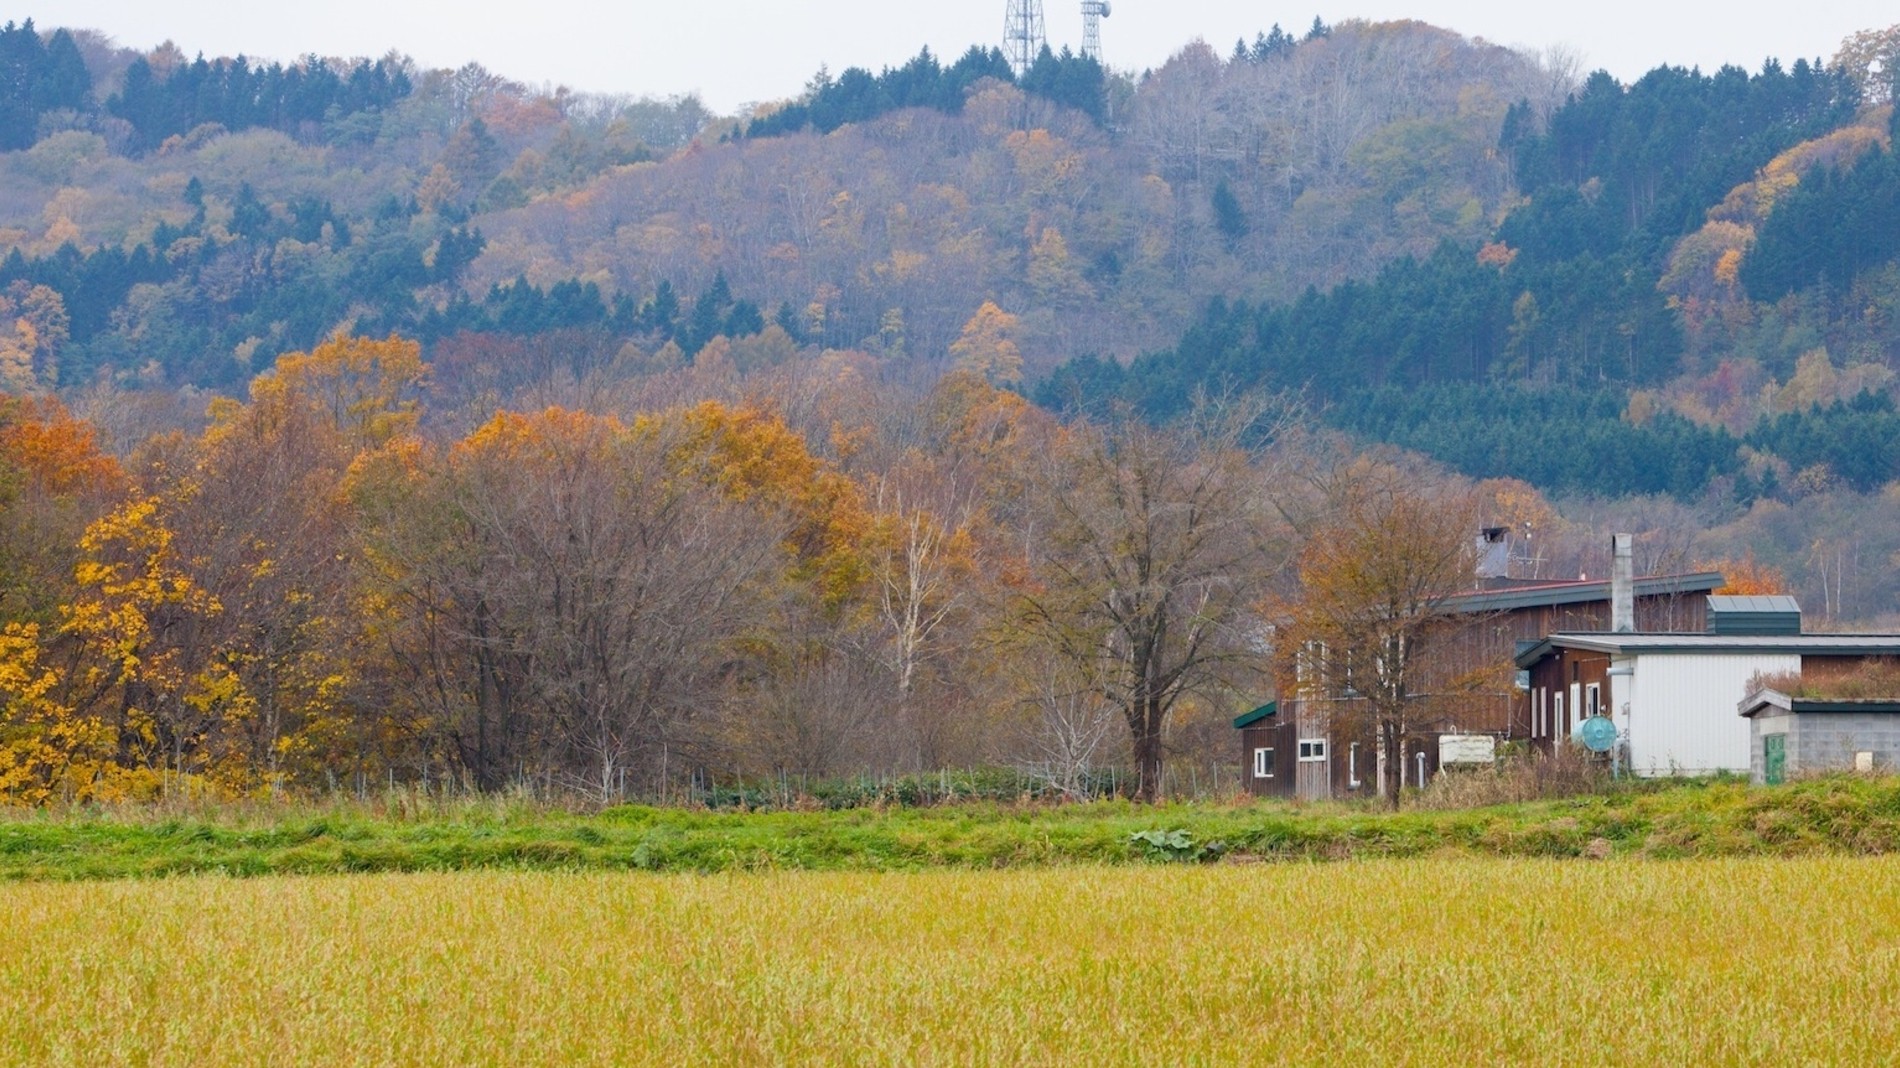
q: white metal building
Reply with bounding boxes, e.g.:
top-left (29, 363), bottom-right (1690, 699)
top-left (1516, 633), bottom-right (1900, 777)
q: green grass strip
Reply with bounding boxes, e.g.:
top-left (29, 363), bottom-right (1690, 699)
top-left (4, 775), bottom-right (1900, 881)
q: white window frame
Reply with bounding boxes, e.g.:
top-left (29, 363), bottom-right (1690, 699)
top-left (1553, 693), bottom-right (1565, 739)
top-left (1348, 742), bottom-right (1362, 788)
top-left (1586, 682), bottom-right (1602, 720)
top-left (1298, 738), bottom-right (1328, 762)
top-left (1253, 747), bottom-right (1275, 779)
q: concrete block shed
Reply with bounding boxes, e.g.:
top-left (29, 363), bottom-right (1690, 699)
top-left (1739, 690), bottom-right (1900, 784)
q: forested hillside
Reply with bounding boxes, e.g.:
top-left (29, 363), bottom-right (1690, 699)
top-left (1038, 27), bottom-right (1900, 617)
top-left (0, 16), bottom-right (1561, 399)
top-left (1042, 59), bottom-right (1878, 481)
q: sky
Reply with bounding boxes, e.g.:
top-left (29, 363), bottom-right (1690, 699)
top-left (26, 1), bottom-right (1900, 114)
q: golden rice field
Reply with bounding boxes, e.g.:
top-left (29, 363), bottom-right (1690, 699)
top-left (4, 858), bottom-right (1898, 1066)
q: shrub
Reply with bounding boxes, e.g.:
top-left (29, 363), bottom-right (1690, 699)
top-left (1749, 658), bottom-right (1900, 701)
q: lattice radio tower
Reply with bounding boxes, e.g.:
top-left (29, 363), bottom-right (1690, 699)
top-left (1081, 1), bottom-right (1111, 63)
top-left (1003, 0), bottom-right (1046, 78)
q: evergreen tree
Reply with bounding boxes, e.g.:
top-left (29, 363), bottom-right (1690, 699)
top-left (230, 183), bottom-right (273, 242)
top-left (37, 28), bottom-right (90, 111)
top-left (1211, 180), bottom-right (1248, 249)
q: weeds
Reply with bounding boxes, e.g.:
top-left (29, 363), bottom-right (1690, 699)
top-left (5, 775), bottom-right (1900, 879)
top-left (1750, 657), bottom-right (1900, 701)
top-left (1411, 746), bottom-right (1614, 810)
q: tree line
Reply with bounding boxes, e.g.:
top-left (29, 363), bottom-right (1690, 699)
top-left (0, 336), bottom-right (1287, 804)
top-left (0, 20), bottom-right (90, 150)
top-left (742, 44), bottom-right (1108, 138)
top-left (107, 52), bottom-right (412, 152)
top-left (10, 328), bottom-right (1637, 806)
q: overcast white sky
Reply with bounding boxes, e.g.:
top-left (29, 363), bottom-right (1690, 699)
top-left (25, 1), bottom-right (1899, 113)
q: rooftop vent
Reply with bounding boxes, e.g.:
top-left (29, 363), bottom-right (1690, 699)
top-left (1707, 595), bottom-right (1802, 636)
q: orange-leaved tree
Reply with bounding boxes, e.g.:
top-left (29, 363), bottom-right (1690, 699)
top-left (1273, 455), bottom-right (1482, 807)
top-left (175, 335), bottom-right (427, 788)
top-left (0, 395), bottom-right (125, 622)
top-left (662, 400), bottom-right (874, 609)
top-left (352, 406), bottom-right (793, 796)
top-left (1703, 550), bottom-right (1788, 596)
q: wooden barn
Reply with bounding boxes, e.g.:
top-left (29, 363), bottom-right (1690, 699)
top-left (1239, 535), bottom-right (1723, 799)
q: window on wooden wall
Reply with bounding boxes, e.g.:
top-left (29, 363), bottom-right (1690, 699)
top-left (1253, 747), bottom-right (1275, 779)
top-left (1298, 738), bottom-right (1327, 762)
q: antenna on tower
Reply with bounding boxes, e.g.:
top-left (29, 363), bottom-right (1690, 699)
top-left (1081, 0), bottom-right (1111, 64)
top-left (1003, 0), bottom-right (1047, 78)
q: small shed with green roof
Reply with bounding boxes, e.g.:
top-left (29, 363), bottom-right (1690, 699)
top-left (1235, 701), bottom-right (1297, 799)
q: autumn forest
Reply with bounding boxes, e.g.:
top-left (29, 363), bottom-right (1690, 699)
top-left (4, 15), bottom-right (1900, 803)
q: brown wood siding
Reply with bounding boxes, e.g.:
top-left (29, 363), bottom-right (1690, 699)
top-left (1241, 719), bottom-right (1297, 799)
top-left (1332, 727), bottom-right (1375, 798)
top-left (1279, 697), bottom-right (1461, 797)
top-left (1405, 588), bottom-right (1705, 739)
top-left (1525, 646), bottom-right (1614, 756)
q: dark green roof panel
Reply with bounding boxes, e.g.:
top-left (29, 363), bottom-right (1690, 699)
top-left (1233, 702), bottom-right (1277, 729)
top-left (1707, 595), bottom-right (1802, 636)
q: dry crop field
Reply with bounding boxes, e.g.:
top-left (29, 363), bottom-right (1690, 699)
top-left (4, 857), bottom-right (1898, 1065)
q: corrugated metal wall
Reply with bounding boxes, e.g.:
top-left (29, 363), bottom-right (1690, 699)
top-left (1630, 653), bottom-right (1800, 776)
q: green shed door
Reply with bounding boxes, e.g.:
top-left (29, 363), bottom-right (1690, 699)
top-left (1764, 734), bottom-right (1786, 786)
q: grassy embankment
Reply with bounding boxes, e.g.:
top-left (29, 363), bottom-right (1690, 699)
top-left (5, 775), bottom-right (1900, 880)
top-left (4, 858), bottom-right (1898, 1064)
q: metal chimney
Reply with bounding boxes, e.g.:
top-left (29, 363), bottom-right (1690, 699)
top-left (1611, 533), bottom-right (1634, 633)
top-left (1475, 527), bottom-right (1510, 580)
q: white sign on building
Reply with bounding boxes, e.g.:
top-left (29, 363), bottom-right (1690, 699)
top-left (1439, 734), bottom-right (1497, 766)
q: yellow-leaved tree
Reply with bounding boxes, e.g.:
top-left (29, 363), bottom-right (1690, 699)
top-left (0, 622), bottom-right (93, 804)
top-left (0, 496), bottom-right (243, 802)
top-left (184, 334), bottom-right (429, 789)
top-left (949, 302), bottom-right (1024, 386)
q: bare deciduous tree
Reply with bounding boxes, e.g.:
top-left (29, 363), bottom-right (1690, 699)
top-left (352, 409), bottom-right (787, 799)
top-left (1015, 396), bottom-right (1292, 801)
top-left (1019, 663), bottom-right (1123, 800)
